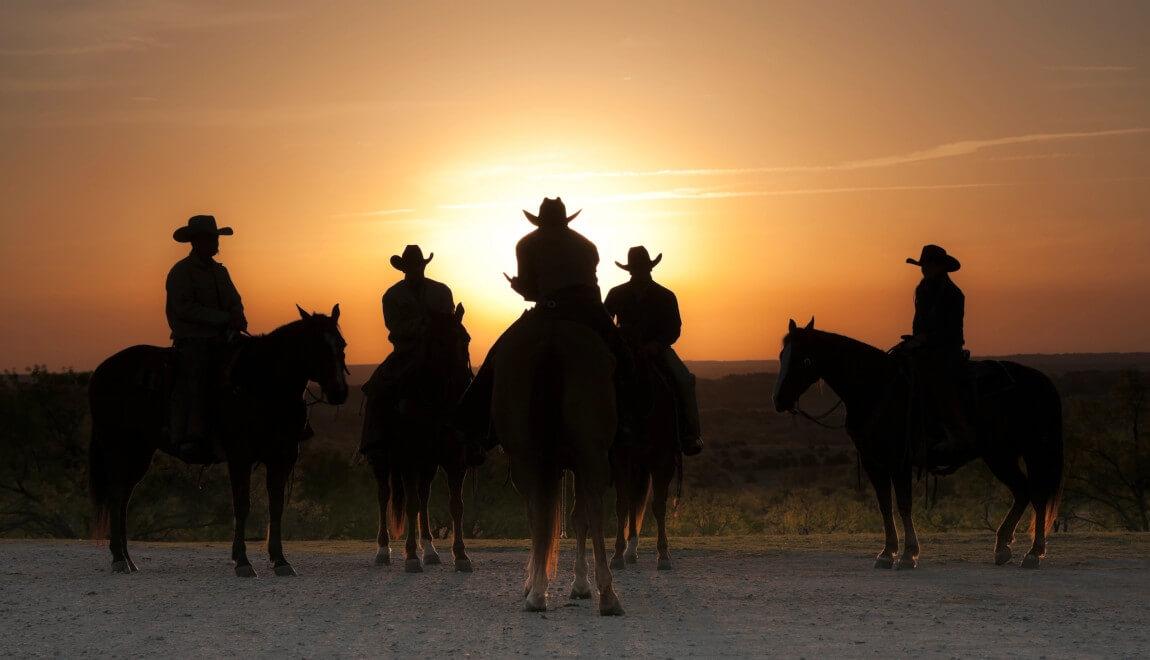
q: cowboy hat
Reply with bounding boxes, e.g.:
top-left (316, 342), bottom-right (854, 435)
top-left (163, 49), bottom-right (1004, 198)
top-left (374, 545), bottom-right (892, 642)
top-left (616, 246), bottom-right (663, 272)
top-left (390, 244), bottom-right (433, 273)
top-left (906, 244), bottom-right (960, 272)
top-left (523, 197), bottom-right (581, 227)
top-left (173, 215), bottom-right (233, 243)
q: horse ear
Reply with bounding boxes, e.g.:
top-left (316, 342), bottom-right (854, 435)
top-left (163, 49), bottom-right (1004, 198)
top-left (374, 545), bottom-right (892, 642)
top-left (455, 302), bottom-right (465, 321)
top-left (788, 318), bottom-right (797, 332)
top-left (296, 304), bottom-right (310, 320)
top-left (805, 316), bottom-right (815, 330)
top-left (331, 303), bottom-right (340, 321)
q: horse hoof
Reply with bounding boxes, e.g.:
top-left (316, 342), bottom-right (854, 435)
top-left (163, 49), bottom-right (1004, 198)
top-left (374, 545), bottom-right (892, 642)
top-left (657, 558), bottom-right (674, 571)
top-left (454, 558), bottom-right (473, 573)
top-left (994, 547), bottom-right (1012, 566)
top-left (235, 564), bottom-right (257, 578)
top-left (374, 548), bottom-right (391, 566)
top-left (609, 556), bottom-right (625, 570)
top-left (405, 558), bottom-right (424, 573)
top-left (111, 560), bottom-right (131, 574)
top-left (598, 593), bottom-right (625, 616)
top-left (273, 563), bottom-right (297, 577)
top-left (896, 557), bottom-right (918, 570)
top-left (873, 556), bottom-right (894, 569)
top-left (423, 551), bottom-right (442, 566)
top-left (1021, 554), bottom-right (1041, 570)
top-left (624, 553), bottom-right (638, 565)
top-left (569, 581), bottom-right (593, 600)
top-left (524, 593), bottom-right (547, 612)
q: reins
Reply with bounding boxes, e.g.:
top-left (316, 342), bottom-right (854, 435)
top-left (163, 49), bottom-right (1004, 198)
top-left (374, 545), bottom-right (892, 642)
top-left (791, 398), bottom-right (845, 429)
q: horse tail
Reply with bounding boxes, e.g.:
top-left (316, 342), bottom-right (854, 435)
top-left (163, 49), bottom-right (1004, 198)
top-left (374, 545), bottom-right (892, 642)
top-left (524, 342), bottom-right (563, 588)
top-left (631, 470), bottom-right (652, 532)
top-left (387, 462), bottom-right (406, 537)
top-left (1025, 374), bottom-right (1064, 535)
top-left (1036, 386), bottom-right (1064, 533)
top-left (88, 428), bottom-right (110, 540)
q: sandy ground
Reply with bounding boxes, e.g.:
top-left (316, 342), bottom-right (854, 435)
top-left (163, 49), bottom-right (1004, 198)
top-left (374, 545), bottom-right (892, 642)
top-left (2, 534), bottom-right (1149, 657)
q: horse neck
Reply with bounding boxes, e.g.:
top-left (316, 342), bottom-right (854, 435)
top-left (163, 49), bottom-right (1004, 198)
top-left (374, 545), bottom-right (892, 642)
top-left (233, 325), bottom-right (310, 396)
top-left (810, 331), bottom-right (897, 409)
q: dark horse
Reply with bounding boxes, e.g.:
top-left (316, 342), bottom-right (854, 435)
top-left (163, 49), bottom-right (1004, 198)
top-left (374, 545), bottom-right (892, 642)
top-left (88, 305), bottom-right (349, 576)
top-left (494, 315), bottom-right (623, 614)
top-left (609, 351), bottom-right (680, 571)
top-left (772, 318), bottom-right (1063, 569)
top-left (362, 303), bottom-right (474, 573)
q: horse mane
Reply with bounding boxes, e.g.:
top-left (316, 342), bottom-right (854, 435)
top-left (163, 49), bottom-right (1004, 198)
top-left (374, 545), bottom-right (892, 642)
top-left (797, 328), bottom-right (891, 363)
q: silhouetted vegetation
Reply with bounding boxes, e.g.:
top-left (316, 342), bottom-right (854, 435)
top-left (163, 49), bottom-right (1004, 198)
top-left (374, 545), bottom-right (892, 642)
top-left (2, 366), bottom-right (1147, 540)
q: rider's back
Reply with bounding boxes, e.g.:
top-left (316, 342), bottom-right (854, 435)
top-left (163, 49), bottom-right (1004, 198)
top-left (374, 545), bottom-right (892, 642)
top-left (515, 226), bottom-right (599, 302)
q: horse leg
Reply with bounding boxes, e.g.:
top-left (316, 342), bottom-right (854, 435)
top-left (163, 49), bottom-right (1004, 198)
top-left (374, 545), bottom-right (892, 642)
top-left (863, 461), bottom-right (898, 568)
top-left (580, 472), bottom-right (624, 616)
top-left (1023, 493), bottom-right (1050, 570)
top-left (228, 460), bottom-right (256, 577)
top-left (402, 470), bottom-right (423, 573)
top-left (521, 466), bottom-right (558, 611)
top-left (446, 465), bottom-right (471, 572)
top-left (265, 460), bottom-right (296, 576)
top-left (418, 464), bottom-right (441, 566)
top-left (371, 459), bottom-right (392, 566)
top-left (609, 460), bottom-right (628, 570)
top-left (652, 463), bottom-right (674, 571)
top-left (892, 469), bottom-right (920, 569)
top-left (108, 488), bottom-right (132, 574)
top-left (983, 456), bottom-right (1030, 566)
top-left (569, 498), bottom-right (593, 599)
top-left (624, 471), bottom-right (647, 564)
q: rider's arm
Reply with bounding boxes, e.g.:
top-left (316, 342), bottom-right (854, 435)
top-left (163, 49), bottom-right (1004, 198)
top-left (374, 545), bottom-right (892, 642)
top-left (513, 241), bottom-right (539, 301)
top-left (166, 264), bottom-right (229, 327)
top-left (655, 289), bottom-right (683, 346)
top-left (219, 266), bottom-right (247, 331)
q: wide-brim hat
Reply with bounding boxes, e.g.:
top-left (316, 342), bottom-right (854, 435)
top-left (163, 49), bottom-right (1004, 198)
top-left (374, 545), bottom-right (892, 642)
top-left (173, 215), bottom-right (233, 243)
top-left (616, 245), bottom-right (663, 272)
top-left (390, 244), bottom-right (433, 273)
top-left (524, 197), bottom-right (581, 227)
top-left (906, 244), bottom-right (960, 272)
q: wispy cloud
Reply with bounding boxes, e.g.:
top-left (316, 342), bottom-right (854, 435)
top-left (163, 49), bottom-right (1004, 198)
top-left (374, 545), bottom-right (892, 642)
top-left (331, 208), bottom-right (416, 219)
top-left (531, 128), bottom-right (1150, 181)
top-left (1046, 65), bottom-right (1136, 73)
top-left (434, 176), bottom-right (1150, 211)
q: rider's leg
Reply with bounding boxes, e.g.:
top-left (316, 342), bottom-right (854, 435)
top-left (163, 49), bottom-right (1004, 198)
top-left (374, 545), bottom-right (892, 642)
top-left (175, 339), bottom-right (211, 461)
top-left (661, 348), bottom-right (703, 456)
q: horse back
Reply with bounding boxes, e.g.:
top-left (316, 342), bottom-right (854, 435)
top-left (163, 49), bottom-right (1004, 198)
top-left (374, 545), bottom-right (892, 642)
top-left (492, 318), bottom-right (616, 461)
top-left (89, 345), bottom-right (174, 429)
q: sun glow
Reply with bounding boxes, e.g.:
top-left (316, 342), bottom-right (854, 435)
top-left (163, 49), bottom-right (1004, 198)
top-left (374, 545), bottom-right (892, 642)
top-left (351, 145), bottom-right (703, 360)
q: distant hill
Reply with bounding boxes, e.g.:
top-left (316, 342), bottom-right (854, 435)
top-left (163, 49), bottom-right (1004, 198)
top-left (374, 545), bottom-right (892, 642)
top-left (346, 352), bottom-right (1150, 385)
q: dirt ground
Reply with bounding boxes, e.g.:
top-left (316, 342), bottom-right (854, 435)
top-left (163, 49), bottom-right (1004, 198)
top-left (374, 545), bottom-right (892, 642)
top-left (2, 533), bottom-right (1148, 657)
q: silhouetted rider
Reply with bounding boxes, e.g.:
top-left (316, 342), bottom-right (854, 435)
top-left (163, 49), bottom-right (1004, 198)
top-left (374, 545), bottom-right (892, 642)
top-left (166, 215), bottom-right (246, 463)
top-left (605, 247), bottom-right (703, 456)
top-left (455, 197), bottom-right (635, 463)
top-left (897, 244), bottom-right (973, 466)
top-left (361, 245), bottom-right (472, 458)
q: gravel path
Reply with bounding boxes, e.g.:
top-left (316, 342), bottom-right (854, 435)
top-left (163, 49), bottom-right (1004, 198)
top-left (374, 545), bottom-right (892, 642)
top-left (1, 539), bottom-right (1148, 657)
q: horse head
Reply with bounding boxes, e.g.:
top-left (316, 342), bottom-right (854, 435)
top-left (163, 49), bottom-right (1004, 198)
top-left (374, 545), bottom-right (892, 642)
top-left (423, 302), bottom-right (472, 396)
top-left (294, 303), bottom-right (350, 405)
top-left (773, 317), bottom-right (819, 413)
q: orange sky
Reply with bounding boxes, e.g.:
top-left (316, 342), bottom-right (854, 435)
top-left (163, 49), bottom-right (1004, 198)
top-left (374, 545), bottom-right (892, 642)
top-left (2, 1), bottom-right (1149, 370)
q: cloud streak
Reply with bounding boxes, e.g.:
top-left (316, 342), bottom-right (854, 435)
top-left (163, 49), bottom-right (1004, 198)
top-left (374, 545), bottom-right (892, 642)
top-left (529, 128), bottom-right (1150, 181)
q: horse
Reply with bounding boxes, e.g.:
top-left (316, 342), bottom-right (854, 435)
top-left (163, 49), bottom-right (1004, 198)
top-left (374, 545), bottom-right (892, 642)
top-left (88, 305), bottom-right (349, 576)
top-left (492, 315), bottom-right (623, 615)
top-left (362, 303), bottom-right (474, 573)
top-left (772, 318), bottom-right (1063, 569)
top-left (609, 350), bottom-right (680, 571)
